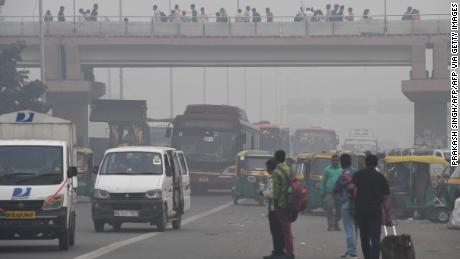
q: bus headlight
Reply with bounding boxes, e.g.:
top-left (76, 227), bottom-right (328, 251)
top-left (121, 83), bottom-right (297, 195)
top-left (145, 189), bottom-right (162, 199)
top-left (42, 194), bottom-right (64, 210)
top-left (94, 189), bottom-right (110, 199)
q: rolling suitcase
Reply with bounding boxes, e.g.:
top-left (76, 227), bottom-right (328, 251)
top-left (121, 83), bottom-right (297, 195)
top-left (381, 226), bottom-right (415, 259)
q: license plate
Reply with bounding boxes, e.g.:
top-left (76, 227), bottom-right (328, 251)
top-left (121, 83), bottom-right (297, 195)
top-left (5, 211), bottom-right (36, 219)
top-left (114, 210), bottom-right (138, 217)
top-left (198, 176), bottom-right (208, 182)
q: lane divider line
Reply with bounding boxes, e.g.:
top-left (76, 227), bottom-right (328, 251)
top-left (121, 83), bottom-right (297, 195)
top-left (74, 201), bottom-right (235, 259)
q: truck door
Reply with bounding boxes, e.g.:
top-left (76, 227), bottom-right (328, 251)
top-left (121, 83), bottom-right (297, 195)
top-left (176, 152), bottom-right (191, 211)
top-left (169, 151), bottom-right (184, 215)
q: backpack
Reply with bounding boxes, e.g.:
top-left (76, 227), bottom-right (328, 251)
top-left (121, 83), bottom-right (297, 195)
top-left (281, 167), bottom-right (308, 222)
top-left (160, 11), bottom-right (168, 22)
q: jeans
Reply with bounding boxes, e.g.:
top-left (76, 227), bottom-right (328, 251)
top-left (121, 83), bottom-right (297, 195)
top-left (324, 193), bottom-right (341, 228)
top-left (276, 207), bottom-right (294, 256)
top-left (268, 210), bottom-right (285, 256)
top-left (341, 207), bottom-right (357, 256)
top-left (356, 215), bottom-right (382, 259)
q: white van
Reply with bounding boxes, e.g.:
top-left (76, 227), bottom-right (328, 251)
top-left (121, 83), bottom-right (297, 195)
top-left (92, 146), bottom-right (190, 232)
top-left (0, 111), bottom-right (78, 251)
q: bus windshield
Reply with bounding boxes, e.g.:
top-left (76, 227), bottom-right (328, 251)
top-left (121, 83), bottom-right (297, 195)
top-left (0, 146), bottom-right (64, 186)
top-left (294, 130), bottom-right (337, 154)
top-left (174, 128), bottom-right (238, 163)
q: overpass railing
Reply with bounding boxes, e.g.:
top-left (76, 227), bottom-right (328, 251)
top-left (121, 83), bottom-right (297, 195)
top-left (0, 14), bottom-right (449, 38)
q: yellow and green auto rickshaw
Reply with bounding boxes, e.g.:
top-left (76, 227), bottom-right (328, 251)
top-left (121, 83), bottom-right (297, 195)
top-left (295, 152), bottom-right (339, 212)
top-left (76, 148), bottom-right (94, 196)
top-left (232, 150), bottom-right (272, 206)
top-left (384, 155), bottom-right (450, 223)
top-left (448, 166), bottom-right (460, 209)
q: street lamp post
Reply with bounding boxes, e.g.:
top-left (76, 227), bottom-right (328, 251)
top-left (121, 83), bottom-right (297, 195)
top-left (384, 0), bottom-right (388, 33)
top-left (119, 0), bottom-right (124, 99)
top-left (226, 67), bottom-right (230, 105)
top-left (203, 68), bottom-right (207, 104)
top-left (39, 0), bottom-right (46, 87)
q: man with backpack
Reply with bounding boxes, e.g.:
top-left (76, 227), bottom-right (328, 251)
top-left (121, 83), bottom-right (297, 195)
top-left (334, 154), bottom-right (358, 259)
top-left (262, 158), bottom-right (284, 259)
top-left (272, 150), bottom-right (294, 259)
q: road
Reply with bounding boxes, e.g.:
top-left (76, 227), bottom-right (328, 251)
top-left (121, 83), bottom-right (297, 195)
top-left (0, 194), bottom-right (459, 259)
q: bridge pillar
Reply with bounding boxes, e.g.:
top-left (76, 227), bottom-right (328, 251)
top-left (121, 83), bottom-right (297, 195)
top-left (44, 42), bottom-right (105, 147)
top-left (402, 40), bottom-right (449, 148)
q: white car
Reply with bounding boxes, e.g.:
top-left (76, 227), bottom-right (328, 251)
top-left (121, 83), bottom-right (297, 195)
top-left (448, 197), bottom-right (460, 229)
top-left (92, 146), bottom-right (190, 232)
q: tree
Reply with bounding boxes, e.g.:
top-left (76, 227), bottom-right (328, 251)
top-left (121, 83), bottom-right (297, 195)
top-left (0, 43), bottom-right (50, 114)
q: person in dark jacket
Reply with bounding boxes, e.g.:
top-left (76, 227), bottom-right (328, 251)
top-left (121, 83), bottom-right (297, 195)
top-left (352, 154), bottom-right (393, 259)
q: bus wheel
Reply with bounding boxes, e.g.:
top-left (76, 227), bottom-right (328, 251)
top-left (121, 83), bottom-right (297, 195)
top-left (233, 196), bottom-right (239, 205)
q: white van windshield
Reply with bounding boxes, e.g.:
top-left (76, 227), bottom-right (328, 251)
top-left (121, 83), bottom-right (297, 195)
top-left (0, 146), bottom-right (64, 185)
top-left (100, 152), bottom-right (163, 175)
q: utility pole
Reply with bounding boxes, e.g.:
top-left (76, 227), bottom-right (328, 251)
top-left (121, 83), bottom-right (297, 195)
top-left (119, 0), bottom-right (124, 99)
top-left (73, 0), bottom-right (76, 32)
top-left (384, 0), bottom-right (388, 33)
top-left (259, 68), bottom-right (263, 121)
top-left (274, 68), bottom-right (278, 123)
top-left (203, 68), bottom-right (207, 104)
top-left (39, 0), bottom-right (46, 89)
top-left (107, 69), bottom-right (112, 98)
top-left (169, 68), bottom-right (174, 118)
top-left (226, 67), bottom-right (230, 105)
top-left (243, 68), bottom-right (248, 110)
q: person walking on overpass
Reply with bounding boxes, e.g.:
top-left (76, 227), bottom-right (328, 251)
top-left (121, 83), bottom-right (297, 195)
top-left (321, 154), bottom-right (343, 231)
top-left (272, 150), bottom-right (295, 259)
top-left (191, 4), bottom-right (198, 23)
top-left (243, 6), bottom-right (251, 22)
top-left (57, 6), bottom-right (65, 22)
top-left (199, 7), bottom-right (208, 23)
top-left (334, 154), bottom-right (358, 259)
top-left (44, 10), bottom-right (53, 22)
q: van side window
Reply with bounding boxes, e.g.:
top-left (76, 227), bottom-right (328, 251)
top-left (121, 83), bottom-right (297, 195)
top-left (178, 153), bottom-right (188, 175)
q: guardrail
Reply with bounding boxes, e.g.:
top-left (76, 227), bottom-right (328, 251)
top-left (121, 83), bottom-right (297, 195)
top-left (0, 14), bottom-right (449, 38)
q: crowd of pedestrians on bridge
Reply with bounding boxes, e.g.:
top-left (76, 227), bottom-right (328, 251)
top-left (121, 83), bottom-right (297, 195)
top-left (42, 3), bottom-right (423, 24)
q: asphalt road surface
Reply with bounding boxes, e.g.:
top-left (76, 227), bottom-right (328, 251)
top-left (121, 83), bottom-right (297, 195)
top-left (1, 194), bottom-right (459, 259)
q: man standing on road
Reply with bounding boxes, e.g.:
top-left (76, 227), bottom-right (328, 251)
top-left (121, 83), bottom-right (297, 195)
top-left (334, 154), bottom-right (358, 259)
top-left (321, 154), bottom-right (343, 231)
top-left (352, 154), bottom-right (392, 259)
top-left (263, 158), bottom-right (284, 259)
top-left (272, 150), bottom-right (294, 259)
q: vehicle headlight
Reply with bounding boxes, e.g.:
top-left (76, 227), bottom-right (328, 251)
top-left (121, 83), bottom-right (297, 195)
top-left (145, 189), bottom-right (162, 199)
top-left (42, 194), bottom-right (64, 210)
top-left (94, 189), bottom-right (110, 199)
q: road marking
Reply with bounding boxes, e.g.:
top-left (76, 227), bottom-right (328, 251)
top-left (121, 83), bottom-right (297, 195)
top-left (74, 201), bottom-right (234, 259)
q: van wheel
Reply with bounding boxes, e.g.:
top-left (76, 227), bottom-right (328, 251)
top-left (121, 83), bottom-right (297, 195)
top-left (58, 229), bottom-right (70, 250)
top-left (434, 208), bottom-right (450, 223)
top-left (172, 215), bottom-right (182, 230)
top-left (94, 220), bottom-right (105, 232)
top-left (69, 214), bottom-right (76, 246)
top-left (157, 205), bottom-right (168, 232)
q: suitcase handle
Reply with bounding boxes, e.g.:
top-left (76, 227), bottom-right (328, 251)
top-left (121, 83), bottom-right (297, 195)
top-left (383, 225), bottom-right (397, 236)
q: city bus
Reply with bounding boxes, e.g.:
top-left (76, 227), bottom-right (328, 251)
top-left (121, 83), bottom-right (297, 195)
top-left (170, 104), bottom-right (260, 193)
top-left (254, 121), bottom-right (290, 153)
top-left (293, 128), bottom-right (339, 156)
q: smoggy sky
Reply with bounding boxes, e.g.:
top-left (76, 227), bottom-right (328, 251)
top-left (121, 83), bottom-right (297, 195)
top-left (1, 0), bottom-right (452, 147)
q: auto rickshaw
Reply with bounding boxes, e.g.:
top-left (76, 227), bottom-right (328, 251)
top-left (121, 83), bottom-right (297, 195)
top-left (384, 155), bottom-right (450, 223)
top-left (76, 148), bottom-right (94, 196)
top-left (232, 150), bottom-right (272, 206)
top-left (294, 152), bottom-right (337, 212)
top-left (448, 166), bottom-right (460, 209)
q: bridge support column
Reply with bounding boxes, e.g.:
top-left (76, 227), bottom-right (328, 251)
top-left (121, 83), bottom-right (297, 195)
top-left (44, 42), bottom-right (105, 147)
top-left (402, 39), bottom-right (449, 148)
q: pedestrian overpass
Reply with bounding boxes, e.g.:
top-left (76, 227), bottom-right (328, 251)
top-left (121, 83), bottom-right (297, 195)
top-left (0, 17), bottom-right (452, 147)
